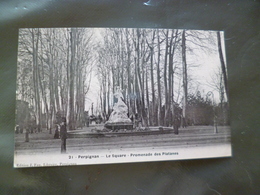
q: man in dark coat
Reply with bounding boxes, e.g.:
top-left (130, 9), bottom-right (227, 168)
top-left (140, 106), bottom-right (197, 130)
top-left (84, 111), bottom-right (90, 127)
top-left (173, 110), bottom-right (181, 135)
top-left (60, 117), bottom-right (67, 153)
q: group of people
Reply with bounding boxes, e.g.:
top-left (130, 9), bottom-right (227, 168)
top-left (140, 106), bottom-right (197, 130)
top-left (83, 111), bottom-right (104, 126)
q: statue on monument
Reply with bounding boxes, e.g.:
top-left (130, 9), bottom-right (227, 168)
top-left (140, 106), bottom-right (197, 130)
top-left (104, 87), bottom-right (133, 130)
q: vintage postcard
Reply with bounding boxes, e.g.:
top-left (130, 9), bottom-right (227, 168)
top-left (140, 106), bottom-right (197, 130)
top-left (14, 27), bottom-right (231, 168)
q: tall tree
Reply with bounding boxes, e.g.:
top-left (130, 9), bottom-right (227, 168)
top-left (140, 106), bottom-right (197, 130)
top-left (68, 28), bottom-right (76, 130)
top-left (148, 30), bottom-right (156, 126)
top-left (181, 30), bottom-right (188, 127)
top-left (156, 29), bottom-right (162, 126)
top-left (163, 29), bottom-right (169, 126)
top-left (31, 28), bottom-right (42, 132)
top-left (217, 31), bottom-right (229, 102)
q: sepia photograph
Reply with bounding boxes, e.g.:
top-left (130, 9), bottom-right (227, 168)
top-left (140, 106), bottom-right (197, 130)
top-left (14, 27), bottom-right (231, 168)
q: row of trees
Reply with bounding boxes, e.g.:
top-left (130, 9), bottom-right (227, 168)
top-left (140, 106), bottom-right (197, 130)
top-left (186, 91), bottom-right (229, 126)
top-left (16, 27), bottom-right (229, 131)
top-left (96, 28), bottom-right (229, 127)
top-left (16, 28), bottom-right (94, 131)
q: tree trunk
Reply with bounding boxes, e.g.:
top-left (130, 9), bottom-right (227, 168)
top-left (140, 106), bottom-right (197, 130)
top-left (156, 30), bottom-right (162, 126)
top-left (68, 28), bottom-right (76, 130)
top-left (39, 37), bottom-right (49, 130)
top-left (167, 31), bottom-right (174, 126)
top-left (181, 30), bottom-right (188, 128)
top-left (150, 31), bottom-right (156, 126)
top-left (164, 30), bottom-right (169, 126)
top-left (125, 29), bottom-right (133, 115)
top-left (32, 29), bottom-right (42, 132)
top-left (217, 31), bottom-right (229, 102)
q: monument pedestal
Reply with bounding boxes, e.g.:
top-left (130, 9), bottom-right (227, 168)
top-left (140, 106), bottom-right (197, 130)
top-left (104, 122), bottom-right (133, 131)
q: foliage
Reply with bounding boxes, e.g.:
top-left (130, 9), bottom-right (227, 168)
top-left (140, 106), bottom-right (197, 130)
top-left (186, 92), bottom-right (213, 125)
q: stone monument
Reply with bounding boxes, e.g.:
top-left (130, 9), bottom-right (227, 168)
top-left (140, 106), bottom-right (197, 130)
top-left (104, 87), bottom-right (133, 131)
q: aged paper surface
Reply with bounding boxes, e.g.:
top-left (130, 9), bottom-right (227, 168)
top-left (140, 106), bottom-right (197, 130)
top-left (14, 28), bottom-right (231, 168)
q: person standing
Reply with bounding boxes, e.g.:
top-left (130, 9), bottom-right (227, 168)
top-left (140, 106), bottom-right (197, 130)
top-left (85, 111), bottom-right (90, 127)
top-left (60, 117), bottom-right (67, 153)
top-left (54, 124), bottom-right (60, 139)
top-left (173, 110), bottom-right (181, 135)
